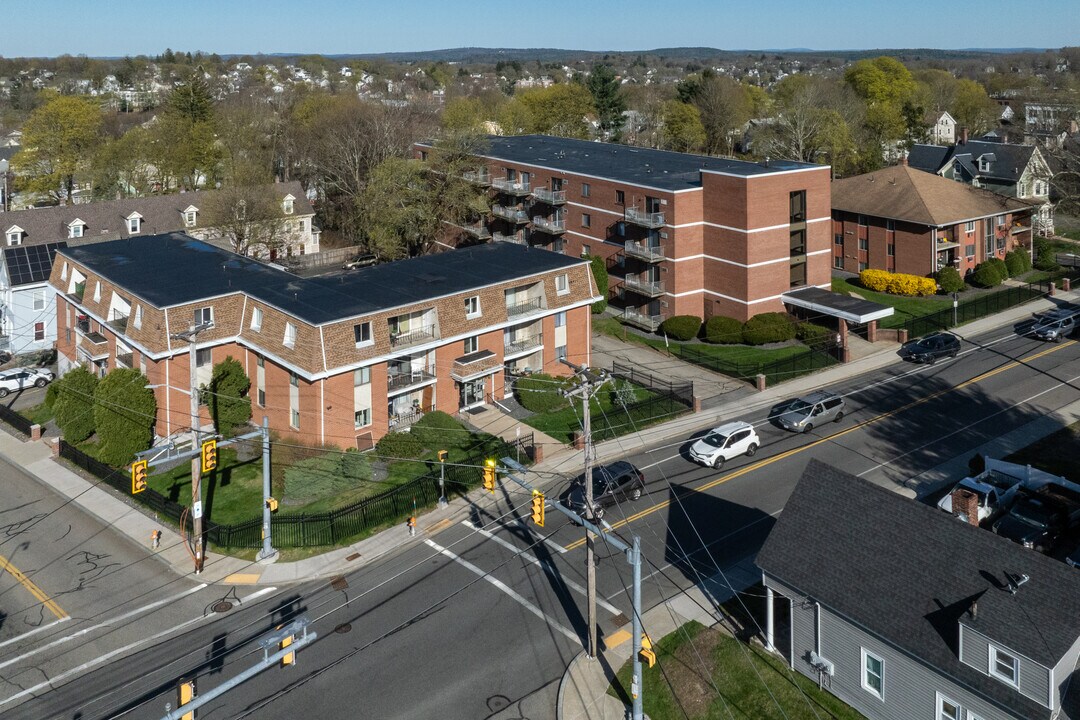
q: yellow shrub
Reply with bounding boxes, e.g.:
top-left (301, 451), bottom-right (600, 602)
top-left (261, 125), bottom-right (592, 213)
top-left (859, 269), bottom-right (936, 297)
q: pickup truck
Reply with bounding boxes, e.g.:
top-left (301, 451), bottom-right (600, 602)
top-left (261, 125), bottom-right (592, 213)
top-left (937, 475), bottom-right (1020, 523)
top-left (991, 485), bottom-right (1080, 551)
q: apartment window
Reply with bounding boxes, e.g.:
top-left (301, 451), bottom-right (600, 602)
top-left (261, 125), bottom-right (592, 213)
top-left (6, 231), bottom-right (21, 246)
top-left (861, 649), bottom-right (884, 700)
top-left (256, 355), bottom-right (264, 368)
top-left (283, 322), bottom-right (297, 348)
top-left (936, 694), bottom-right (961, 720)
top-left (582, 243), bottom-right (591, 256)
top-left (465, 296), bottom-right (481, 319)
top-left (789, 190), bottom-right (806, 222)
top-left (34, 322), bottom-right (45, 341)
top-left (556, 345), bottom-right (567, 360)
top-left (195, 348), bottom-right (212, 367)
top-left (581, 183), bottom-right (590, 198)
top-left (857, 214), bottom-right (867, 226)
top-left (989, 646), bottom-right (1018, 686)
top-left (194, 307), bottom-right (213, 327)
top-left (834, 256), bottom-right (844, 269)
top-left (133, 306), bottom-right (142, 330)
top-left (353, 321), bottom-right (372, 346)
top-left (859, 238), bottom-right (869, 251)
top-left (859, 261), bottom-right (868, 272)
top-left (258, 388), bottom-right (265, 407)
top-left (555, 274), bottom-right (569, 295)
top-left (886, 219), bottom-right (895, 232)
top-left (463, 335), bottom-right (479, 354)
top-left (33, 290), bottom-right (45, 311)
top-left (69, 223), bottom-right (84, 238)
top-left (291, 409), bottom-right (300, 429)
top-left (354, 408), bottom-right (372, 428)
top-left (127, 215), bottom-right (141, 234)
top-left (555, 311), bottom-right (566, 328)
top-left (354, 367), bottom-right (370, 386)
top-left (250, 307), bottom-right (263, 331)
top-left (615, 190), bottom-right (625, 205)
top-left (965, 220), bottom-right (976, 234)
top-left (887, 244), bottom-right (895, 257)
top-left (290, 371), bottom-right (299, 388)
top-left (996, 214), bottom-right (1006, 227)
top-left (834, 233), bottom-right (843, 246)
top-left (616, 221), bottom-right (626, 237)
top-left (966, 244), bottom-right (976, 258)
top-left (582, 213), bottom-right (591, 228)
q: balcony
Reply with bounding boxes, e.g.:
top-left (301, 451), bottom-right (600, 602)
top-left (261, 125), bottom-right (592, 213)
top-left (107, 313), bottom-right (129, 333)
top-left (462, 169), bottom-right (491, 186)
top-left (936, 239), bottom-right (960, 250)
top-left (492, 178), bottom-right (531, 196)
top-left (504, 332), bottom-right (543, 358)
top-left (457, 221), bottom-right (491, 240)
top-left (531, 216), bottom-right (566, 235)
top-left (623, 240), bottom-right (666, 263)
top-left (492, 204), bottom-right (530, 224)
top-left (625, 206), bottom-right (665, 228)
top-left (506, 297), bottom-right (544, 319)
top-left (622, 307), bottom-right (663, 331)
top-left (388, 404), bottom-right (433, 432)
top-left (115, 351), bottom-right (134, 369)
top-left (1011, 224), bottom-right (1032, 236)
top-left (451, 349), bottom-right (501, 382)
top-left (493, 231), bottom-right (527, 245)
top-left (68, 282), bottom-right (86, 304)
top-left (531, 187), bottom-right (566, 205)
top-left (623, 274), bottom-right (665, 297)
top-left (390, 326), bottom-right (437, 349)
top-left (387, 367), bottom-right (436, 394)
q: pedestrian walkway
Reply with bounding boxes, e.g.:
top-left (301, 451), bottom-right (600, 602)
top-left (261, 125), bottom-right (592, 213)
top-left (462, 404), bottom-right (563, 453)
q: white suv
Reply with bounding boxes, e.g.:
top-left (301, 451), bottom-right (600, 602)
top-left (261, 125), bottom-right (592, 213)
top-left (688, 421), bottom-right (760, 469)
top-left (0, 367), bottom-right (55, 397)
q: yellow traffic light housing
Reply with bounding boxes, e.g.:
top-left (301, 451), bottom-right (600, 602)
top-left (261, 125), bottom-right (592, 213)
top-left (131, 459), bottom-right (148, 494)
top-left (639, 633), bottom-right (656, 668)
top-left (437, 449), bottom-right (448, 462)
top-left (280, 633), bottom-right (295, 667)
top-left (200, 439), bottom-right (218, 473)
top-left (531, 490), bottom-right (545, 527)
top-left (482, 458), bottom-right (497, 493)
top-left (266, 497), bottom-right (279, 512)
top-left (178, 678), bottom-right (196, 720)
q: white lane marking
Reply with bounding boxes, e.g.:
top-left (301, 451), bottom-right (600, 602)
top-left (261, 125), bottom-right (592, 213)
top-left (237, 586), bottom-right (276, 604)
top-left (0, 617), bottom-right (71, 650)
top-left (465, 522), bottom-right (621, 616)
top-left (425, 539), bottom-right (579, 643)
top-left (516, 518), bottom-right (568, 555)
top-left (0, 583), bottom-right (208, 671)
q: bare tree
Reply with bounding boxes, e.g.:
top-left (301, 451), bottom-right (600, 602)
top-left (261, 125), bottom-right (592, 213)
top-left (201, 185), bottom-right (287, 257)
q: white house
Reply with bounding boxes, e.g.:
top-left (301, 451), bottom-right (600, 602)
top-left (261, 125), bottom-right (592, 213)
top-left (0, 242), bottom-right (65, 357)
top-left (926, 110), bottom-right (957, 145)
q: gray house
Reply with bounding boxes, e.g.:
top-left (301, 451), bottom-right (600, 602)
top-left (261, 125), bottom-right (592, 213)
top-left (757, 460), bottom-right (1080, 720)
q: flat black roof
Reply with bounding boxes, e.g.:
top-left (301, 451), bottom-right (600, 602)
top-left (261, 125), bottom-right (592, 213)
top-left (59, 233), bottom-right (588, 325)
top-left (782, 286), bottom-right (894, 324)
top-left (425, 135), bottom-right (821, 191)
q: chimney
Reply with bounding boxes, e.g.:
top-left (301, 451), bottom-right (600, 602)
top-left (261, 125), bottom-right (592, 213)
top-left (952, 488), bottom-right (980, 526)
top-left (970, 601), bottom-right (979, 620)
top-left (960, 127), bottom-right (969, 145)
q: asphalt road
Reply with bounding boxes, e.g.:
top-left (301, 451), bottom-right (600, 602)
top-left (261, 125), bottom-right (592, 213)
top-left (10, 321), bottom-right (1080, 720)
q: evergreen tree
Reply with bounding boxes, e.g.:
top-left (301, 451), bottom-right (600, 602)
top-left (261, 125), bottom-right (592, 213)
top-left (587, 64), bottom-right (626, 138)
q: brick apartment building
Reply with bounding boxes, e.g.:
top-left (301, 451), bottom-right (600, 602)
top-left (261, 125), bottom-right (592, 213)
top-left (831, 165), bottom-right (1034, 278)
top-left (50, 234), bottom-right (599, 449)
top-left (415, 135), bottom-right (832, 325)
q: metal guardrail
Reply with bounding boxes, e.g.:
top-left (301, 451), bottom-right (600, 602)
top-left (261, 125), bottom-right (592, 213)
top-left (504, 332), bottom-right (543, 356)
top-left (623, 275), bottom-right (665, 297)
top-left (506, 297), bottom-right (543, 318)
top-left (390, 327), bottom-right (437, 348)
top-left (531, 216), bottom-right (566, 234)
top-left (492, 205), bottom-right (530, 223)
top-left (624, 207), bottom-right (665, 228)
top-left (532, 187), bottom-right (566, 204)
top-left (493, 231), bottom-right (526, 245)
top-left (623, 240), bottom-right (666, 262)
top-left (621, 307), bottom-right (663, 331)
top-left (492, 178), bottom-right (531, 195)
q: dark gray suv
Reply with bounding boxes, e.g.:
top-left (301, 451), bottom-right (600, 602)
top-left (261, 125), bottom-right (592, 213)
top-left (778, 391), bottom-right (845, 433)
top-left (560, 461), bottom-right (645, 521)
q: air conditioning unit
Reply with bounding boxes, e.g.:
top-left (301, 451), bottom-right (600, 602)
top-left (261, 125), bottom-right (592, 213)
top-left (809, 651), bottom-right (835, 676)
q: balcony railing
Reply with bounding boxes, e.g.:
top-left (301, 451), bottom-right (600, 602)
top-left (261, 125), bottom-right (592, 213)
top-left (623, 240), bottom-right (666, 262)
top-left (492, 178), bottom-right (531, 195)
top-left (388, 404), bottom-right (434, 432)
top-left (531, 187), bottom-right (566, 205)
top-left (623, 275), bottom-right (665, 297)
top-left (390, 326), bottom-right (437, 348)
top-left (506, 297), bottom-right (544, 318)
top-left (504, 332), bottom-right (543, 357)
top-left (107, 313), bottom-right (129, 333)
top-left (936, 239), bottom-right (961, 250)
top-left (622, 307), bottom-right (663, 331)
top-left (531, 216), bottom-right (566, 234)
top-left (462, 169), bottom-right (491, 186)
top-left (1011, 224), bottom-right (1032, 235)
top-left (458, 221), bottom-right (491, 240)
top-left (115, 352), bottom-right (134, 369)
top-left (387, 367), bottom-right (436, 393)
top-left (493, 231), bottom-right (527, 245)
top-left (76, 319), bottom-right (91, 334)
top-left (625, 206), bottom-right (665, 228)
top-left (492, 205), bottom-right (530, 224)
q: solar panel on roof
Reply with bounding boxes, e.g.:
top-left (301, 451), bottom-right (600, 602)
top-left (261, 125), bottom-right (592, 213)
top-left (4, 242), bottom-right (65, 287)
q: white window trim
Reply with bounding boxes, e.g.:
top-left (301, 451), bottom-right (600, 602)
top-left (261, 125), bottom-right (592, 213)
top-left (464, 335), bottom-right (479, 354)
top-left (250, 307), bottom-right (263, 332)
top-left (33, 290), bottom-right (46, 311)
top-left (7, 232), bottom-right (21, 246)
top-left (989, 645), bottom-right (1019, 687)
top-left (936, 692), bottom-right (962, 720)
top-left (965, 221), bottom-right (976, 234)
top-left (354, 408), bottom-right (372, 429)
top-left (465, 295), bottom-right (482, 319)
top-left (354, 321), bottom-right (373, 348)
top-left (133, 305), bottom-right (142, 330)
top-left (69, 223), bottom-right (84, 238)
top-left (860, 648), bottom-right (884, 700)
top-left (195, 306), bottom-right (214, 327)
top-left (556, 274), bottom-right (569, 295)
top-left (284, 322), bottom-right (297, 348)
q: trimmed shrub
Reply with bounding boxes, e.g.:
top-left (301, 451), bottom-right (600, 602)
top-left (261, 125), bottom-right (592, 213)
top-left (971, 262), bottom-right (1003, 288)
top-left (741, 312), bottom-right (796, 345)
top-left (796, 322), bottom-right (834, 345)
top-left (44, 381), bottom-right (61, 409)
top-left (702, 315), bottom-right (743, 344)
top-left (284, 450), bottom-right (372, 504)
top-left (375, 431), bottom-right (425, 459)
top-left (587, 255), bottom-right (608, 314)
top-left (206, 357), bottom-right (252, 437)
top-left (936, 266), bottom-right (965, 294)
top-left (54, 366), bottom-right (99, 444)
top-left (859, 268), bottom-right (937, 296)
top-left (605, 378), bottom-right (639, 408)
top-left (410, 410), bottom-right (469, 449)
top-left (988, 257), bottom-right (1008, 282)
top-left (1034, 238), bottom-right (1059, 271)
top-left (659, 315), bottom-right (702, 341)
top-left (514, 373), bottom-right (570, 413)
top-left (93, 368), bottom-right (157, 467)
top-left (1004, 249), bottom-right (1031, 277)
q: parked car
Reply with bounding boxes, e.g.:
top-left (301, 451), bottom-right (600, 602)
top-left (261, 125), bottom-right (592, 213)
top-left (991, 487), bottom-right (1080, 551)
top-left (936, 475), bottom-right (1020, 523)
top-left (899, 332), bottom-right (961, 364)
top-left (559, 461), bottom-right (645, 521)
top-left (343, 254), bottom-right (377, 270)
top-left (777, 391), bottom-right (845, 433)
top-left (1030, 309), bottom-right (1076, 343)
top-left (688, 421), bottom-right (760, 469)
top-left (0, 367), bottom-right (54, 397)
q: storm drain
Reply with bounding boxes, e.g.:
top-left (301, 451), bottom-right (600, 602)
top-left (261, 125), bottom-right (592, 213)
top-left (611, 613), bottom-right (630, 628)
top-left (212, 601), bottom-right (234, 614)
top-left (334, 623), bottom-right (353, 634)
top-left (330, 575), bottom-right (349, 592)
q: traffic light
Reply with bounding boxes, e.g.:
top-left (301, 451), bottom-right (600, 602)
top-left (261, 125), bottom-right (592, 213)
top-left (482, 458), bottom-right (497, 493)
top-left (437, 449), bottom-right (448, 463)
top-left (177, 678), bottom-right (196, 720)
top-left (131, 459), bottom-right (148, 494)
top-left (639, 633), bottom-right (656, 669)
top-left (200, 439), bottom-right (218, 473)
top-left (266, 497), bottom-right (279, 512)
top-left (531, 490), bottom-right (545, 527)
top-left (280, 633), bottom-right (295, 667)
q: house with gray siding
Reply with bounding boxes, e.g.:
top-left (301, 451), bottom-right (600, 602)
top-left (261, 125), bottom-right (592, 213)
top-left (757, 461), bottom-right (1080, 720)
top-left (0, 242), bottom-right (65, 357)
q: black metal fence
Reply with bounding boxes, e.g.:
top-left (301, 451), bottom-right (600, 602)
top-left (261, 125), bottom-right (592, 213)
top-left (0, 403), bottom-right (35, 436)
top-left (676, 341), bottom-right (837, 387)
top-left (900, 279), bottom-right (1052, 339)
top-left (610, 362), bottom-right (694, 407)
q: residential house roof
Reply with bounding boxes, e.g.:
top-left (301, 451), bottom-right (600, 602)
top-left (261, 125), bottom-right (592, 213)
top-left (2, 181), bottom-right (313, 247)
top-left (4, 242), bottom-right (66, 287)
top-left (908, 138), bottom-right (1038, 184)
top-left (830, 164), bottom-right (1029, 227)
top-left (58, 233), bottom-right (593, 326)
top-left (757, 460), bottom-right (1080, 720)
top-left (419, 134), bottom-right (822, 192)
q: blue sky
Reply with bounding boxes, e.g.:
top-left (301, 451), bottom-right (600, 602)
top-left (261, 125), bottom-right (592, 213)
top-left (4, 0), bottom-right (1078, 57)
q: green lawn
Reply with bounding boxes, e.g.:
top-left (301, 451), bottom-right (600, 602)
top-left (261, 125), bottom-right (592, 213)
top-left (148, 448), bottom-right (265, 525)
top-left (1058, 230), bottom-right (1080, 242)
top-left (612, 621), bottom-right (865, 720)
top-left (523, 381), bottom-right (688, 444)
top-left (831, 277), bottom-right (953, 328)
top-left (19, 402), bottom-right (55, 426)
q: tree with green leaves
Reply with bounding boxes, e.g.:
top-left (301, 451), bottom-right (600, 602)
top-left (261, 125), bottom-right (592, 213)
top-left (148, 74), bottom-right (222, 190)
top-left (692, 76), bottom-right (752, 155)
top-left (12, 95), bottom-right (103, 202)
top-left (442, 97), bottom-right (486, 133)
top-left (207, 357), bottom-right (252, 437)
top-left (168, 74), bottom-right (215, 124)
top-left (54, 366), bottom-right (99, 444)
top-left (844, 56), bottom-right (917, 144)
top-left (505, 84), bottom-right (596, 139)
top-left (586, 64), bottom-right (626, 139)
top-left (951, 79), bottom-right (998, 136)
top-left (660, 101), bottom-right (706, 152)
top-left (93, 369), bottom-right (157, 467)
top-left (587, 255), bottom-right (608, 313)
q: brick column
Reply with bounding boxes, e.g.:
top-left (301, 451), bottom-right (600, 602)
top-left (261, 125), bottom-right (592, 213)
top-left (898, 328), bottom-right (909, 344)
top-left (867, 320), bottom-right (878, 343)
top-left (572, 431), bottom-right (584, 450)
top-left (755, 374), bottom-right (767, 392)
top-left (1050, 281), bottom-right (1057, 296)
top-left (1064, 278), bottom-right (1072, 292)
top-left (30, 424), bottom-right (42, 441)
top-left (692, 396), bottom-right (702, 414)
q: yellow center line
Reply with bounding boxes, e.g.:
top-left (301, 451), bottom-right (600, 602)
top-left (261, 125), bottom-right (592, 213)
top-left (565, 340), bottom-right (1076, 551)
top-left (0, 553), bottom-right (67, 620)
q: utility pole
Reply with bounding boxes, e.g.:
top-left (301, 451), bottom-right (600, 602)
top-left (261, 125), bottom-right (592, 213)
top-left (171, 321), bottom-right (212, 574)
top-left (257, 416), bottom-right (278, 563)
top-left (560, 359), bottom-right (611, 659)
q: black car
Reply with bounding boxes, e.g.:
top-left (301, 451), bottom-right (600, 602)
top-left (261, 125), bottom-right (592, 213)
top-left (559, 461), bottom-right (645, 521)
top-left (899, 332), bottom-right (961, 364)
top-left (991, 495), bottom-right (1070, 551)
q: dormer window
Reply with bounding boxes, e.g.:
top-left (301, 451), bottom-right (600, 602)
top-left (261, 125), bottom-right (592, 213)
top-left (183, 205), bottom-right (199, 228)
top-left (68, 219), bottom-right (86, 239)
top-left (282, 194), bottom-right (295, 215)
top-left (127, 212), bottom-right (143, 234)
top-left (989, 645), bottom-right (1018, 686)
top-left (6, 225), bottom-right (23, 246)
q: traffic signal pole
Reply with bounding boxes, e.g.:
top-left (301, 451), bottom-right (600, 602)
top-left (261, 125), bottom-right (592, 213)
top-left (170, 322), bottom-right (212, 575)
top-left (257, 416), bottom-right (278, 562)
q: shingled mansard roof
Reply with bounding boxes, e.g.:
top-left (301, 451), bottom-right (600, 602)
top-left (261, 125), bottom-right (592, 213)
top-left (908, 138), bottom-right (1038, 183)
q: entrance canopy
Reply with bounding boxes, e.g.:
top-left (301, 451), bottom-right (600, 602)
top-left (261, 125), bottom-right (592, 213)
top-left (781, 287), bottom-right (895, 324)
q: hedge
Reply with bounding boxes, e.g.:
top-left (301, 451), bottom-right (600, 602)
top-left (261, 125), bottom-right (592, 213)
top-left (54, 366), bottom-right (99, 444)
top-left (514, 373), bottom-right (569, 413)
top-left (92, 368), bottom-right (157, 467)
top-left (859, 269), bottom-right (936, 296)
top-left (702, 315), bottom-right (744, 344)
top-left (1034, 238), bottom-right (1059, 271)
top-left (936, 266), bottom-right (965, 294)
top-left (742, 312), bottom-right (796, 345)
top-left (409, 410), bottom-right (470, 449)
top-left (796, 322), bottom-right (834, 344)
top-left (283, 451), bottom-right (372, 503)
top-left (988, 257), bottom-right (1008, 281)
top-left (659, 315), bottom-right (702, 341)
top-left (971, 262), bottom-right (1003, 288)
top-left (375, 431), bottom-right (426, 459)
top-left (1005, 249), bottom-right (1031, 277)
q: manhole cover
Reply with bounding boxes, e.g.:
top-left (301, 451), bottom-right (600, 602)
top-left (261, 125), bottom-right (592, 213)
top-left (487, 696), bottom-right (510, 712)
top-left (345, 552), bottom-right (361, 562)
top-left (611, 612), bottom-right (629, 628)
top-left (212, 601), bottom-right (233, 614)
top-left (330, 575), bottom-right (349, 591)
top-left (334, 623), bottom-right (352, 634)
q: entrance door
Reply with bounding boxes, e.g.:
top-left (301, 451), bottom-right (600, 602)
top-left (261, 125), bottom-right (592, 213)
top-left (459, 377), bottom-right (486, 409)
